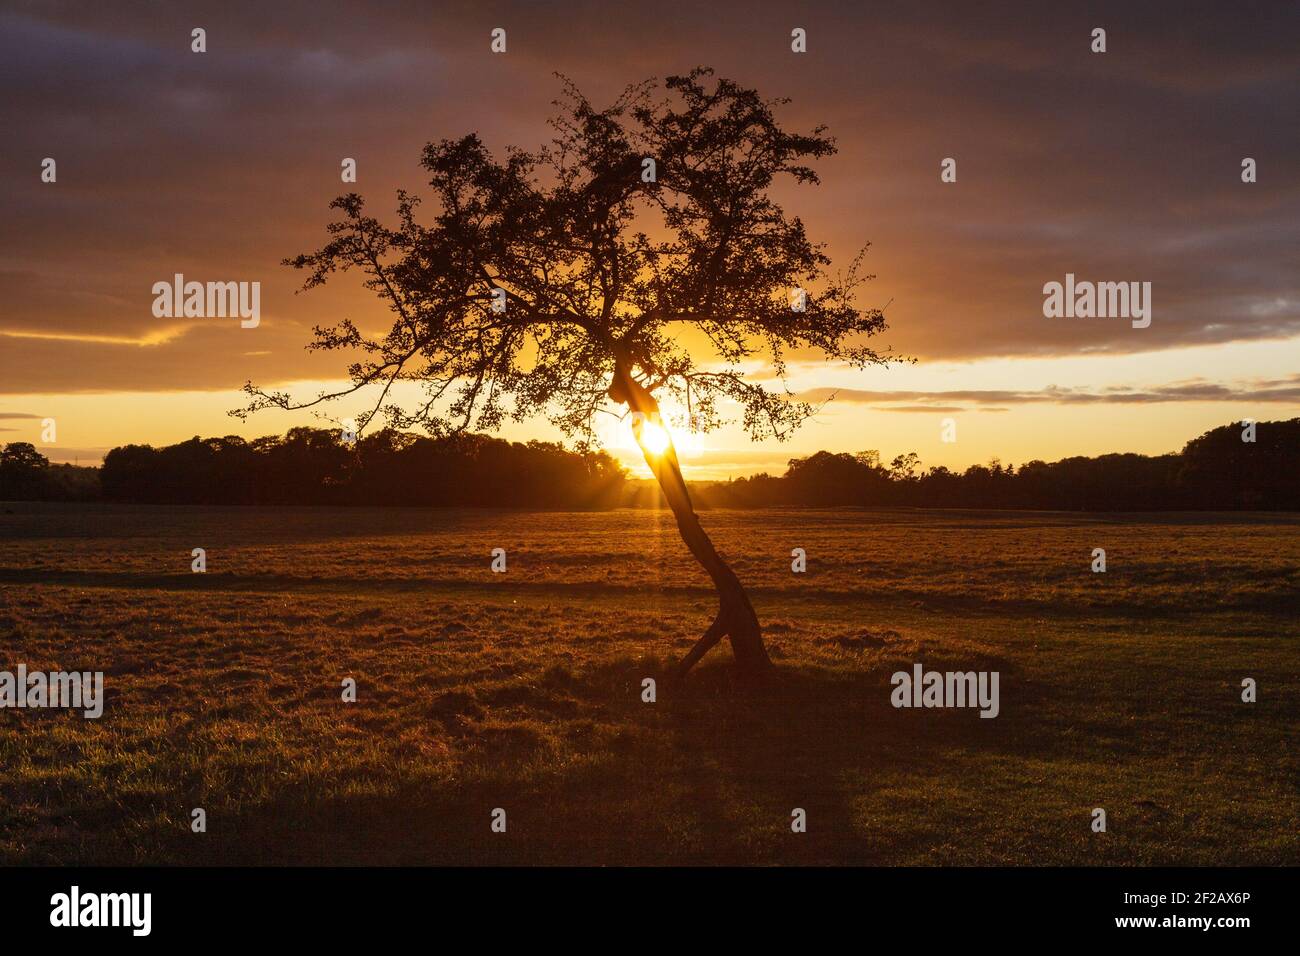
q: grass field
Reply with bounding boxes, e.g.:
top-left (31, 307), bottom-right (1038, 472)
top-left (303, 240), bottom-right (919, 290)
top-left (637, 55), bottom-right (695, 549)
top-left (0, 502), bottom-right (1296, 865)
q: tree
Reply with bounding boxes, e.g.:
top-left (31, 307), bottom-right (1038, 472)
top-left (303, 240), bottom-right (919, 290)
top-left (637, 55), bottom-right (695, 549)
top-left (0, 442), bottom-right (50, 499)
top-left (1180, 419), bottom-right (1300, 509)
top-left (236, 68), bottom-right (896, 680)
top-left (888, 451), bottom-right (921, 482)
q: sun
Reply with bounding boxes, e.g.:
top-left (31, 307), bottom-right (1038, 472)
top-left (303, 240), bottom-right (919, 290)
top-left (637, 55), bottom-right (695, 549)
top-left (636, 419), bottom-right (673, 456)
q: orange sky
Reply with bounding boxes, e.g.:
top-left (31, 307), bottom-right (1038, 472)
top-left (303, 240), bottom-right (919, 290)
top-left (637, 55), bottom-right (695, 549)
top-left (2, 1), bottom-right (1297, 478)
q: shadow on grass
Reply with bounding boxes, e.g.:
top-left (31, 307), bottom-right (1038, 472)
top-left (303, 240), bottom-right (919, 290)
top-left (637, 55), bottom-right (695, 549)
top-left (125, 646), bottom-right (1067, 866)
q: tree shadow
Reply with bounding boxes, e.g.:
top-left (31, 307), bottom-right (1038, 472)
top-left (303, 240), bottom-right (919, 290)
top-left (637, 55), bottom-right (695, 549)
top-left (130, 644), bottom-right (1076, 866)
top-left (563, 652), bottom-right (1040, 864)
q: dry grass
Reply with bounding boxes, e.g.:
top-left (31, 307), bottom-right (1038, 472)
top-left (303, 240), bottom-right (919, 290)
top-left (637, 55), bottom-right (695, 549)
top-left (0, 503), bottom-right (1296, 865)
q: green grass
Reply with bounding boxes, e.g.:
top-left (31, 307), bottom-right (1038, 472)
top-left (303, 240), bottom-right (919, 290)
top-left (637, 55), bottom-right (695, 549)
top-left (0, 503), bottom-right (1295, 864)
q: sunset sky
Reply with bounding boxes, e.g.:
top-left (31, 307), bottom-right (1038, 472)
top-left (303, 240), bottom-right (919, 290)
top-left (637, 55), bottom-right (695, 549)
top-left (2, 1), bottom-right (1297, 479)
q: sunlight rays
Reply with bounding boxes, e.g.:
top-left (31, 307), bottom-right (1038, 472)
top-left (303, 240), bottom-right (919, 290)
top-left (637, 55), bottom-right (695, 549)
top-left (636, 418), bottom-right (673, 456)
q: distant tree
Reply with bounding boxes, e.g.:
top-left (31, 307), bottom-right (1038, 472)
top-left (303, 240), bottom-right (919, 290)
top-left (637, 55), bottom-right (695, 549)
top-left (889, 452), bottom-right (921, 482)
top-left (0, 442), bottom-right (50, 499)
top-left (100, 444), bottom-right (159, 502)
top-left (855, 450), bottom-right (882, 470)
top-left (1180, 418), bottom-right (1300, 509)
top-left (0, 442), bottom-right (48, 471)
top-left (237, 69), bottom-right (897, 679)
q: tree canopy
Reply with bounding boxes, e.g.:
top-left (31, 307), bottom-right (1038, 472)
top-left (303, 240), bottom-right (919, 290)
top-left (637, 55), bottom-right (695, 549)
top-left (236, 68), bottom-right (895, 447)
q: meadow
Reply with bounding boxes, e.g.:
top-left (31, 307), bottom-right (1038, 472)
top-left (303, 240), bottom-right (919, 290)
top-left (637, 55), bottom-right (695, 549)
top-left (0, 502), bottom-right (1295, 865)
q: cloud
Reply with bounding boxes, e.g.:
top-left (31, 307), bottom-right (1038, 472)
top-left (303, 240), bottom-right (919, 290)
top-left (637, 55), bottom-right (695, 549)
top-left (0, 325), bottom-right (193, 347)
top-left (0, 322), bottom-right (342, 392)
top-left (0, 0), bottom-right (1296, 399)
top-left (804, 378), bottom-right (1300, 407)
top-left (872, 405), bottom-right (969, 413)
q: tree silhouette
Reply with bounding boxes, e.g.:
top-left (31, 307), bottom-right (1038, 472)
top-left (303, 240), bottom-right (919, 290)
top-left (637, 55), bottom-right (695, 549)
top-left (237, 68), bottom-right (896, 679)
top-left (0, 442), bottom-right (50, 500)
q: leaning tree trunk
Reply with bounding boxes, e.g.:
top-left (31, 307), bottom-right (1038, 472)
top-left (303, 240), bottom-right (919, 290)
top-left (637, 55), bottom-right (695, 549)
top-left (611, 363), bottom-right (773, 681)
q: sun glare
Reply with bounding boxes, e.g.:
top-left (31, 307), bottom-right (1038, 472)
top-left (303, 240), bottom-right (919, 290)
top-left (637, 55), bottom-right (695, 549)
top-left (637, 419), bottom-right (673, 456)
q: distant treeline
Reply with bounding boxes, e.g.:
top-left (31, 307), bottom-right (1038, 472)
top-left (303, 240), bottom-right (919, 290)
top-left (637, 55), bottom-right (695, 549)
top-left (0, 443), bottom-right (99, 502)
top-left (97, 429), bottom-right (628, 508)
top-left (696, 418), bottom-right (1299, 511)
top-left (1, 419), bottom-right (1296, 511)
